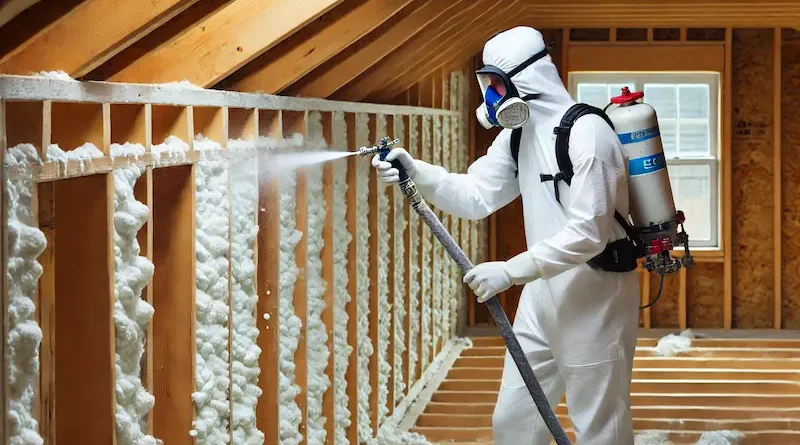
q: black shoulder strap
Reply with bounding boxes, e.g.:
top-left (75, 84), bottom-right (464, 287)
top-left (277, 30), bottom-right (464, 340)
top-left (551, 103), bottom-right (615, 186)
top-left (510, 128), bottom-right (522, 177)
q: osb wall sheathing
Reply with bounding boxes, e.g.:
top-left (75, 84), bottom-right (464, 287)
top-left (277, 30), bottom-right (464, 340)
top-left (731, 28), bottom-right (775, 329)
top-left (649, 272), bottom-right (681, 328)
top-left (687, 263), bottom-right (725, 328)
top-left (781, 30), bottom-right (800, 329)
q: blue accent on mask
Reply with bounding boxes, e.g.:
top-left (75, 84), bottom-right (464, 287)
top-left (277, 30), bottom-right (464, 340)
top-left (484, 86), bottom-right (503, 126)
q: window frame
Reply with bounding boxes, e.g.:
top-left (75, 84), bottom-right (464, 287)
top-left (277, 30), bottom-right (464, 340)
top-left (568, 72), bottom-right (721, 249)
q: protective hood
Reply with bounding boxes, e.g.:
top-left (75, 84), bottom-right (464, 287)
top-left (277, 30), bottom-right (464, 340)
top-left (481, 27), bottom-right (575, 125)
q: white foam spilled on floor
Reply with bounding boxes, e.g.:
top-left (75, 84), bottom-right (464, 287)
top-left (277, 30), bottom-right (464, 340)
top-left (392, 116), bottom-right (407, 405)
top-left (229, 141), bottom-right (264, 444)
top-left (332, 111), bottom-right (354, 445)
top-left (191, 151), bottom-right (231, 444)
top-left (406, 118), bottom-right (420, 389)
top-left (112, 165), bottom-right (158, 445)
top-left (355, 113), bottom-right (374, 443)
top-left (695, 430), bottom-right (744, 445)
top-left (277, 133), bottom-right (305, 445)
top-left (634, 430), bottom-right (673, 445)
top-left (654, 329), bottom-right (696, 357)
top-left (110, 142), bottom-right (146, 160)
top-left (305, 111), bottom-right (332, 444)
top-left (5, 146), bottom-right (46, 445)
top-left (46, 142), bottom-right (104, 174)
top-left (151, 136), bottom-right (188, 165)
top-left (32, 70), bottom-right (75, 81)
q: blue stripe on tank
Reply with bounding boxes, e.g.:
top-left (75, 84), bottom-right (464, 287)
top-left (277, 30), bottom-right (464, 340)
top-left (618, 126), bottom-right (660, 145)
top-left (629, 152), bottom-right (667, 177)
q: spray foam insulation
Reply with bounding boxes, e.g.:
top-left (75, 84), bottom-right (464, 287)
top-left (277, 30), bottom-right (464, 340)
top-left (332, 111), bottom-right (354, 445)
top-left (392, 115), bottom-right (408, 405)
top-left (5, 145), bottom-right (47, 445)
top-left (228, 138), bottom-right (264, 444)
top-left (191, 135), bottom-right (232, 443)
top-left (112, 164), bottom-right (159, 445)
top-left (376, 114), bottom-right (392, 425)
top-left (305, 111), bottom-right (332, 444)
top-left (782, 41), bottom-right (800, 328)
top-left (355, 112), bottom-right (375, 443)
top-left (406, 116), bottom-right (421, 390)
top-left (732, 28), bottom-right (776, 328)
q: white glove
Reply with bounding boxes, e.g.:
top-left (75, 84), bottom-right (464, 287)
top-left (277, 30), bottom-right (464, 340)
top-left (371, 148), bottom-right (417, 185)
top-left (463, 261), bottom-right (513, 303)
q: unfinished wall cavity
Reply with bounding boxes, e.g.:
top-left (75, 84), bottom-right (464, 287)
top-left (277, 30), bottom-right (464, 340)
top-left (406, 118), bottom-right (421, 388)
top-left (440, 116), bottom-right (451, 342)
top-left (305, 111), bottom-right (331, 444)
top-left (392, 116), bottom-right (407, 405)
top-left (331, 111), bottom-right (353, 445)
top-left (420, 115), bottom-right (433, 369)
top-left (432, 117), bottom-right (443, 351)
top-left (375, 114), bottom-right (392, 425)
top-left (5, 145), bottom-right (46, 445)
top-left (112, 164), bottom-right (158, 445)
top-left (276, 134), bottom-right (305, 445)
top-left (192, 139), bottom-right (232, 443)
top-left (228, 139), bottom-right (263, 445)
top-left (355, 112), bottom-right (374, 442)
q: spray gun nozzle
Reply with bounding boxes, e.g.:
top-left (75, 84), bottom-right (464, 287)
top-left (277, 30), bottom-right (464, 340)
top-left (356, 136), bottom-right (401, 157)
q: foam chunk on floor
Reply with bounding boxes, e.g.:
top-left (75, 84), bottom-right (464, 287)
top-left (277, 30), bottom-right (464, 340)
top-left (654, 329), bottom-right (695, 357)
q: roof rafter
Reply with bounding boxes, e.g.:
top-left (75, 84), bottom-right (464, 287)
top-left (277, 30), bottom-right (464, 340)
top-left (283, 0), bottom-right (463, 98)
top-left (0, 0), bottom-right (200, 77)
top-left (226, 0), bottom-right (415, 94)
top-left (108, 0), bottom-right (345, 87)
top-left (331, 0), bottom-right (498, 101)
top-left (0, 0), bottom-right (40, 28)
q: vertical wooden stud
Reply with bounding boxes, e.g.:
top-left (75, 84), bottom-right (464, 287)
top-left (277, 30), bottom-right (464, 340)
top-left (1, 99), bottom-right (7, 445)
top-left (642, 271), bottom-right (651, 329)
top-left (679, 266), bottom-right (687, 330)
top-left (561, 28), bottom-right (570, 85)
top-left (680, 27), bottom-right (688, 42)
top-left (256, 109), bottom-right (282, 445)
top-left (53, 174), bottom-right (116, 445)
top-left (385, 114), bottom-right (396, 415)
top-left (151, 165), bottom-right (196, 445)
top-left (367, 113), bottom-right (380, 433)
top-left (343, 113), bottom-right (360, 445)
top-left (320, 112), bottom-right (337, 445)
top-left (37, 181), bottom-right (56, 445)
top-left (723, 27), bottom-right (733, 329)
top-left (774, 27), bottom-right (783, 330)
top-left (402, 114), bottom-right (413, 399)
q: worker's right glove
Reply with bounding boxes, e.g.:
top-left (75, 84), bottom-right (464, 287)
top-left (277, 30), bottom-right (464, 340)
top-left (371, 148), bottom-right (417, 185)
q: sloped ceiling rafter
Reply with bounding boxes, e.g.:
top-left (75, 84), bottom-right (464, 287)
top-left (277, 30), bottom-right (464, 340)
top-left (358, 1), bottom-right (800, 102)
top-left (282, 0), bottom-right (464, 98)
top-left (107, 0), bottom-right (346, 87)
top-left (221, 0), bottom-right (416, 94)
top-left (364, 1), bottom-right (526, 102)
top-left (330, 0), bottom-right (506, 102)
top-left (0, 0), bottom-right (40, 28)
top-left (0, 0), bottom-right (201, 77)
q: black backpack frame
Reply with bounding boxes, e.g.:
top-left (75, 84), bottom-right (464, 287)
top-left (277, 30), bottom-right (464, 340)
top-left (510, 103), bottom-right (644, 272)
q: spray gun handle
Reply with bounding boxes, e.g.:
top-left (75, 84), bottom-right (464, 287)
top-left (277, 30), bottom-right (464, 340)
top-left (379, 146), bottom-right (409, 182)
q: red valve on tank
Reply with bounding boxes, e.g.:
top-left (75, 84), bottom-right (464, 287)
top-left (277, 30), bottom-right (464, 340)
top-left (610, 87), bottom-right (644, 105)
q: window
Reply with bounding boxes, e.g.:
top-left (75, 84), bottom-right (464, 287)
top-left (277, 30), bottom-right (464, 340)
top-left (569, 72), bottom-right (720, 249)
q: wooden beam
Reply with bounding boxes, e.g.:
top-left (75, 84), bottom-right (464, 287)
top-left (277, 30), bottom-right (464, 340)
top-left (368, 114), bottom-right (381, 432)
top-left (331, 0), bottom-right (493, 101)
top-left (285, 0), bottom-right (461, 98)
top-left (320, 112), bottom-right (337, 444)
top-left (774, 27), bottom-right (782, 330)
top-left (229, 0), bottom-right (414, 94)
top-left (365, 0), bottom-right (520, 102)
top-left (0, 0), bottom-right (200, 78)
top-left (0, 0), bottom-right (40, 28)
top-left (107, 0), bottom-right (345, 87)
top-left (256, 109), bottom-right (281, 445)
top-left (679, 266), bottom-right (687, 330)
top-left (723, 27), bottom-right (733, 329)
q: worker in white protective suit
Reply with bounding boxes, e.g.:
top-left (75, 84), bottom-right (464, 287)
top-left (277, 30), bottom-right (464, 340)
top-left (372, 26), bottom-right (640, 445)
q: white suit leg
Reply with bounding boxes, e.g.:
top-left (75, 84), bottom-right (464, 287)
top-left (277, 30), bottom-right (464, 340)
top-left (493, 287), bottom-right (565, 445)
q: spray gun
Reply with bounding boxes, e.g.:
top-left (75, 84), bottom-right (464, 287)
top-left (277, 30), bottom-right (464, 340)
top-left (356, 138), bottom-right (572, 445)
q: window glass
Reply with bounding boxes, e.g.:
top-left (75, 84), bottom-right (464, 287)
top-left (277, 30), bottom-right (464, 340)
top-left (668, 164), bottom-right (712, 242)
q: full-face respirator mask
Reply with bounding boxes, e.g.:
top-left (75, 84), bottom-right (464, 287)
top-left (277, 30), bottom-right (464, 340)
top-left (475, 46), bottom-right (550, 130)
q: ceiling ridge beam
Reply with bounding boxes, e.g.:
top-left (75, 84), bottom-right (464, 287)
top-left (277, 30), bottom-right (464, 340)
top-left (108, 0), bottom-right (345, 87)
top-left (0, 0), bottom-right (200, 78)
top-left (332, 0), bottom-right (498, 101)
top-left (285, 0), bottom-right (463, 98)
top-left (227, 0), bottom-right (415, 94)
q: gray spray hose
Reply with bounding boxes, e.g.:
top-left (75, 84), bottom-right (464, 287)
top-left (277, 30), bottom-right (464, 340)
top-left (362, 141), bottom-right (571, 444)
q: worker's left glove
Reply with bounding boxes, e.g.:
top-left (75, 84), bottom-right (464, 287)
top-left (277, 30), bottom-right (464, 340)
top-left (463, 262), bottom-right (513, 303)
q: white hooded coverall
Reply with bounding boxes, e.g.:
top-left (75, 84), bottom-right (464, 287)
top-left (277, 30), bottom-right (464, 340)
top-left (409, 27), bottom-right (640, 444)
